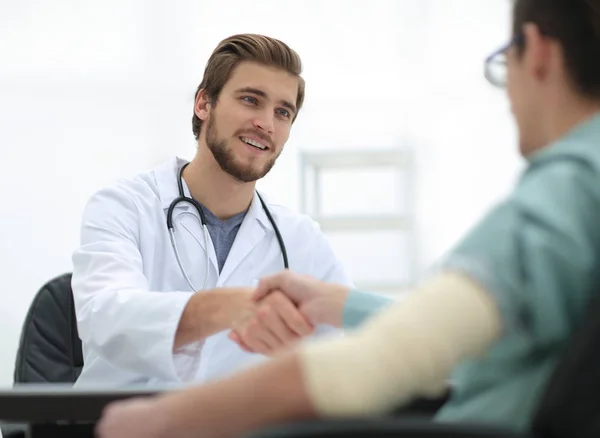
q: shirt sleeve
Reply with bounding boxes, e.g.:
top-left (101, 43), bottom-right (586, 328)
top-left (342, 290), bottom-right (395, 329)
top-left (442, 158), bottom-right (600, 344)
top-left (71, 183), bottom-right (194, 382)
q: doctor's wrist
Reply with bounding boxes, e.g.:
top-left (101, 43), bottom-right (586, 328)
top-left (210, 287), bottom-right (255, 330)
top-left (176, 288), bottom-right (254, 347)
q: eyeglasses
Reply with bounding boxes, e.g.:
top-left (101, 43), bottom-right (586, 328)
top-left (484, 34), bottom-right (523, 88)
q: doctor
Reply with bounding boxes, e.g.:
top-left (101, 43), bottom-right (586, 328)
top-left (71, 33), bottom-right (351, 387)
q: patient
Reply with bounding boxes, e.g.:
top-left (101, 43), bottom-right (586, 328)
top-left (96, 0), bottom-right (600, 437)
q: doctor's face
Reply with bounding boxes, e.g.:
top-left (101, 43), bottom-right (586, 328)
top-left (197, 61), bottom-right (299, 183)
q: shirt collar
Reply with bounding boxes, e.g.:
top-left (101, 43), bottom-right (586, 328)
top-left (528, 111), bottom-right (600, 164)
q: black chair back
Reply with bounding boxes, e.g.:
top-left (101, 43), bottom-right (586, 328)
top-left (13, 273), bottom-right (83, 383)
top-left (531, 289), bottom-right (600, 438)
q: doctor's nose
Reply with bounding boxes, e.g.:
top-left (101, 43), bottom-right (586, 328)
top-left (252, 110), bottom-right (275, 134)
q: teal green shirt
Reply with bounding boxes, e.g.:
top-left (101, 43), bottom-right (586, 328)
top-left (436, 113), bottom-right (600, 432)
top-left (343, 290), bottom-right (393, 329)
top-left (342, 112), bottom-right (600, 433)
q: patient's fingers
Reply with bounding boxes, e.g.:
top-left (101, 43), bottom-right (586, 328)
top-left (263, 292), bottom-right (313, 336)
top-left (253, 271), bottom-right (291, 301)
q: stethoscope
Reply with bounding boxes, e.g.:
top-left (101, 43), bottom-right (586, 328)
top-left (166, 162), bottom-right (289, 291)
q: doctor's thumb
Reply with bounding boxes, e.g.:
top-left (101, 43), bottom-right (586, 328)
top-left (252, 278), bottom-right (278, 301)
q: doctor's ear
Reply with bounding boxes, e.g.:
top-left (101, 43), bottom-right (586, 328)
top-left (194, 89), bottom-right (213, 121)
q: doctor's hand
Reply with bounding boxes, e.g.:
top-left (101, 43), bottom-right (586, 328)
top-left (254, 270), bottom-right (350, 328)
top-left (229, 290), bottom-right (314, 356)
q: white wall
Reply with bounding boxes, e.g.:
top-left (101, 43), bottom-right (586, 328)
top-left (0, 0), bottom-right (175, 384)
top-left (409, 0), bottom-right (525, 272)
top-left (0, 0), bottom-right (522, 385)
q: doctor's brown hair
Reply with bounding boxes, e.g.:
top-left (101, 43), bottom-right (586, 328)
top-left (512, 0), bottom-right (600, 98)
top-left (192, 34), bottom-right (305, 140)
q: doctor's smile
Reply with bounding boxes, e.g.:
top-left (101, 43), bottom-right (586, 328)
top-left (239, 135), bottom-right (270, 152)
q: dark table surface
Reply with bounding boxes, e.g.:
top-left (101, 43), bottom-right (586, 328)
top-left (0, 384), bottom-right (170, 423)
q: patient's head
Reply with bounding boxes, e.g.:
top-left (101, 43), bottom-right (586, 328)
top-left (487, 0), bottom-right (600, 156)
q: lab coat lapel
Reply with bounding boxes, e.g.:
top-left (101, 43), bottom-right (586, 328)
top-left (173, 205), bottom-right (219, 280)
top-left (155, 156), bottom-right (219, 284)
top-left (218, 192), bottom-right (271, 285)
top-left (177, 212), bottom-right (218, 260)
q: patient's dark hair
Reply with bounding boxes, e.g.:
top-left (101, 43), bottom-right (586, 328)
top-left (512, 0), bottom-right (600, 98)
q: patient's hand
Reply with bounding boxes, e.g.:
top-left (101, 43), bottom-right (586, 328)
top-left (229, 290), bottom-right (314, 355)
top-left (96, 397), bottom-right (171, 438)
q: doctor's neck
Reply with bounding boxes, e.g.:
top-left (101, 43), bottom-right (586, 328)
top-left (183, 146), bottom-right (257, 221)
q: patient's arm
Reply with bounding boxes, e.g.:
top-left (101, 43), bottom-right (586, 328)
top-left (96, 353), bottom-right (314, 438)
top-left (96, 271), bottom-right (501, 438)
top-left (300, 271), bottom-right (500, 415)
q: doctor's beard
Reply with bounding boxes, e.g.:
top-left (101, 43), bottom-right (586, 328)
top-left (205, 116), bottom-right (278, 183)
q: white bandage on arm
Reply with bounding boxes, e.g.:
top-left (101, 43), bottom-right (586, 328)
top-left (298, 271), bottom-right (502, 417)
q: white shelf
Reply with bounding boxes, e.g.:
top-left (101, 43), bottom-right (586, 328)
top-left (300, 149), bottom-right (412, 169)
top-left (299, 147), bottom-right (418, 287)
top-left (315, 215), bottom-right (410, 231)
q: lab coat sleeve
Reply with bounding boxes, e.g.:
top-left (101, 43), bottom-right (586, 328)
top-left (71, 183), bottom-right (194, 382)
top-left (442, 158), bottom-right (600, 344)
top-left (307, 219), bottom-right (354, 288)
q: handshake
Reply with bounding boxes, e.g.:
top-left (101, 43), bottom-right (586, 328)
top-left (228, 270), bottom-right (350, 356)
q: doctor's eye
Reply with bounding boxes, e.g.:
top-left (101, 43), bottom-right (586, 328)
top-left (241, 96), bottom-right (258, 105)
top-left (276, 108), bottom-right (291, 119)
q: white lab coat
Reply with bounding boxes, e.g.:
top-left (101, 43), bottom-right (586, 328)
top-left (71, 156), bottom-right (352, 387)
